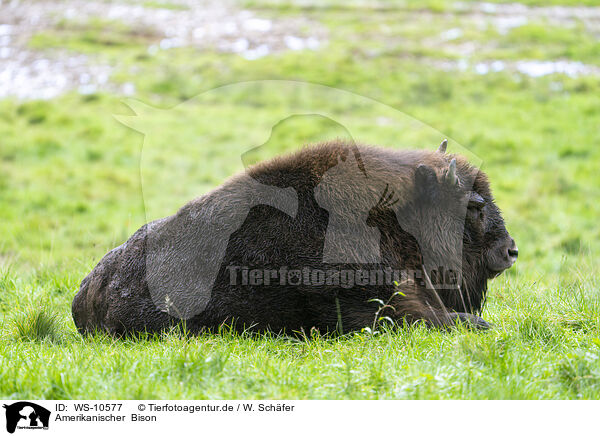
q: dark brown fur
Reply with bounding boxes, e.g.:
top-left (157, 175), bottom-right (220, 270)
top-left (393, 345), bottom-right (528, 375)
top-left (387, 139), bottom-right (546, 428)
top-left (72, 141), bottom-right (517, 336)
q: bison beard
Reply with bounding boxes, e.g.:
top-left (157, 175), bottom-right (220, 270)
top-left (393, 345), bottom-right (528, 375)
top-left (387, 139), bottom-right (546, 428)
top-left (72, 140), bottom-right (517, 336)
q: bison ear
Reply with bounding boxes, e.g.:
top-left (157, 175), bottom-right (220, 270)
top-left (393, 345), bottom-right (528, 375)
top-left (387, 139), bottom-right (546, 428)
top-left (437, 139), bottom-right (448, 153)
top-left (414, 164), bottom-right (440, 203)
top-left (415, 164), bottom-right (437, 187)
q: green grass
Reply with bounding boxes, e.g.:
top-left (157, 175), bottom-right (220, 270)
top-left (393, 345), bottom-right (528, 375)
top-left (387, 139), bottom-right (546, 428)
top-left (1, 268), bottom-right (599, 399)
top-left (29, 18), bottom-right (161, 55)
top-left (1, 0), bottom-right (599, 399)
top-left (11, 306), bottom-right (63, 343)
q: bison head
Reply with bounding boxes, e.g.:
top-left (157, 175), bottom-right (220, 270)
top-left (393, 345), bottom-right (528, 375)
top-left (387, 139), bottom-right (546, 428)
top-left (407, 140), bottom-right (517, 314)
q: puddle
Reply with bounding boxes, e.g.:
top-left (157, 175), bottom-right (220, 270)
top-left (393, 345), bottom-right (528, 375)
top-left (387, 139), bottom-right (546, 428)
top-left (515, 60), bottom-right (600, 78)
top-left (440, 59), bottom-right (600, 78)
top-left (0, 0), bottom-right (327, 100)
top-left (463, 2), bottom-right (600, 34)
top-left (1, 0), bottom-right (599, 100)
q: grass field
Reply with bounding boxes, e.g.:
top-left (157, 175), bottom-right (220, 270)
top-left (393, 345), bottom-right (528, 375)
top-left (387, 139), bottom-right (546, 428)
top-left (1, 0), bottom-right (599, 399)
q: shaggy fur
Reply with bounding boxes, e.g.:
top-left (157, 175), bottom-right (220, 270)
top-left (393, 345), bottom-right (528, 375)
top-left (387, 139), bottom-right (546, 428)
top-left (72, 140), bottom-right (516, 336)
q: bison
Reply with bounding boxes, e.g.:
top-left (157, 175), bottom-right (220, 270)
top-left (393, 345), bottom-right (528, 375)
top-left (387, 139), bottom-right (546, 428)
top-left (72, 139), bottom-right (517, 336)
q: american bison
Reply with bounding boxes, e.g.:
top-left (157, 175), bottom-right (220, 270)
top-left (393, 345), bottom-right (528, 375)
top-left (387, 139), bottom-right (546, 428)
top-left (72, 140), bottom-right (517, 336)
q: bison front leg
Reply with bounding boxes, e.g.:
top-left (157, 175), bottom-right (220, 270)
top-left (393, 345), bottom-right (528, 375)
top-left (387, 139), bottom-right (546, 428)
top-left (394, 280), bottom-right (490, 330)
top-left (399, 301), bottom-right (490, 330)
top-left (447, 312), bottom-right (490, 329)
top-left (419, 266), bottom-right (491, 330)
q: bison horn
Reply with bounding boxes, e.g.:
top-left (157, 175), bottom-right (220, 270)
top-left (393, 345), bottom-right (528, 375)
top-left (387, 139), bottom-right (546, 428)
top-left (445, 158), bottom-right (458, 186)
top-left (437, 139), bottom-right (448, 153)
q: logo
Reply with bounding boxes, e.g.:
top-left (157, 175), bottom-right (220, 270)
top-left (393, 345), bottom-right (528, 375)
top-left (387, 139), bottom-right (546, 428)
top-left (3, 402), bottom-right (50, 433)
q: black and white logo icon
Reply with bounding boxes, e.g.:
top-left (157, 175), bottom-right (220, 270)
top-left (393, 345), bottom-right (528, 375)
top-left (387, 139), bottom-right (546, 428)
top-left (3, 402), bottom-right (50, 434)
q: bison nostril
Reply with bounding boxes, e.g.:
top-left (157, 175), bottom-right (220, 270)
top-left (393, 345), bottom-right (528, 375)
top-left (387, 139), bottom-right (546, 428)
top-left (508, 247), bottom-right (518, 258)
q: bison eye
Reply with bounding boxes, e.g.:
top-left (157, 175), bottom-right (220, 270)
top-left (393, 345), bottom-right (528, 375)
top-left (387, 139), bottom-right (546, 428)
top-left (468, 192), bottom-right (485, 209)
